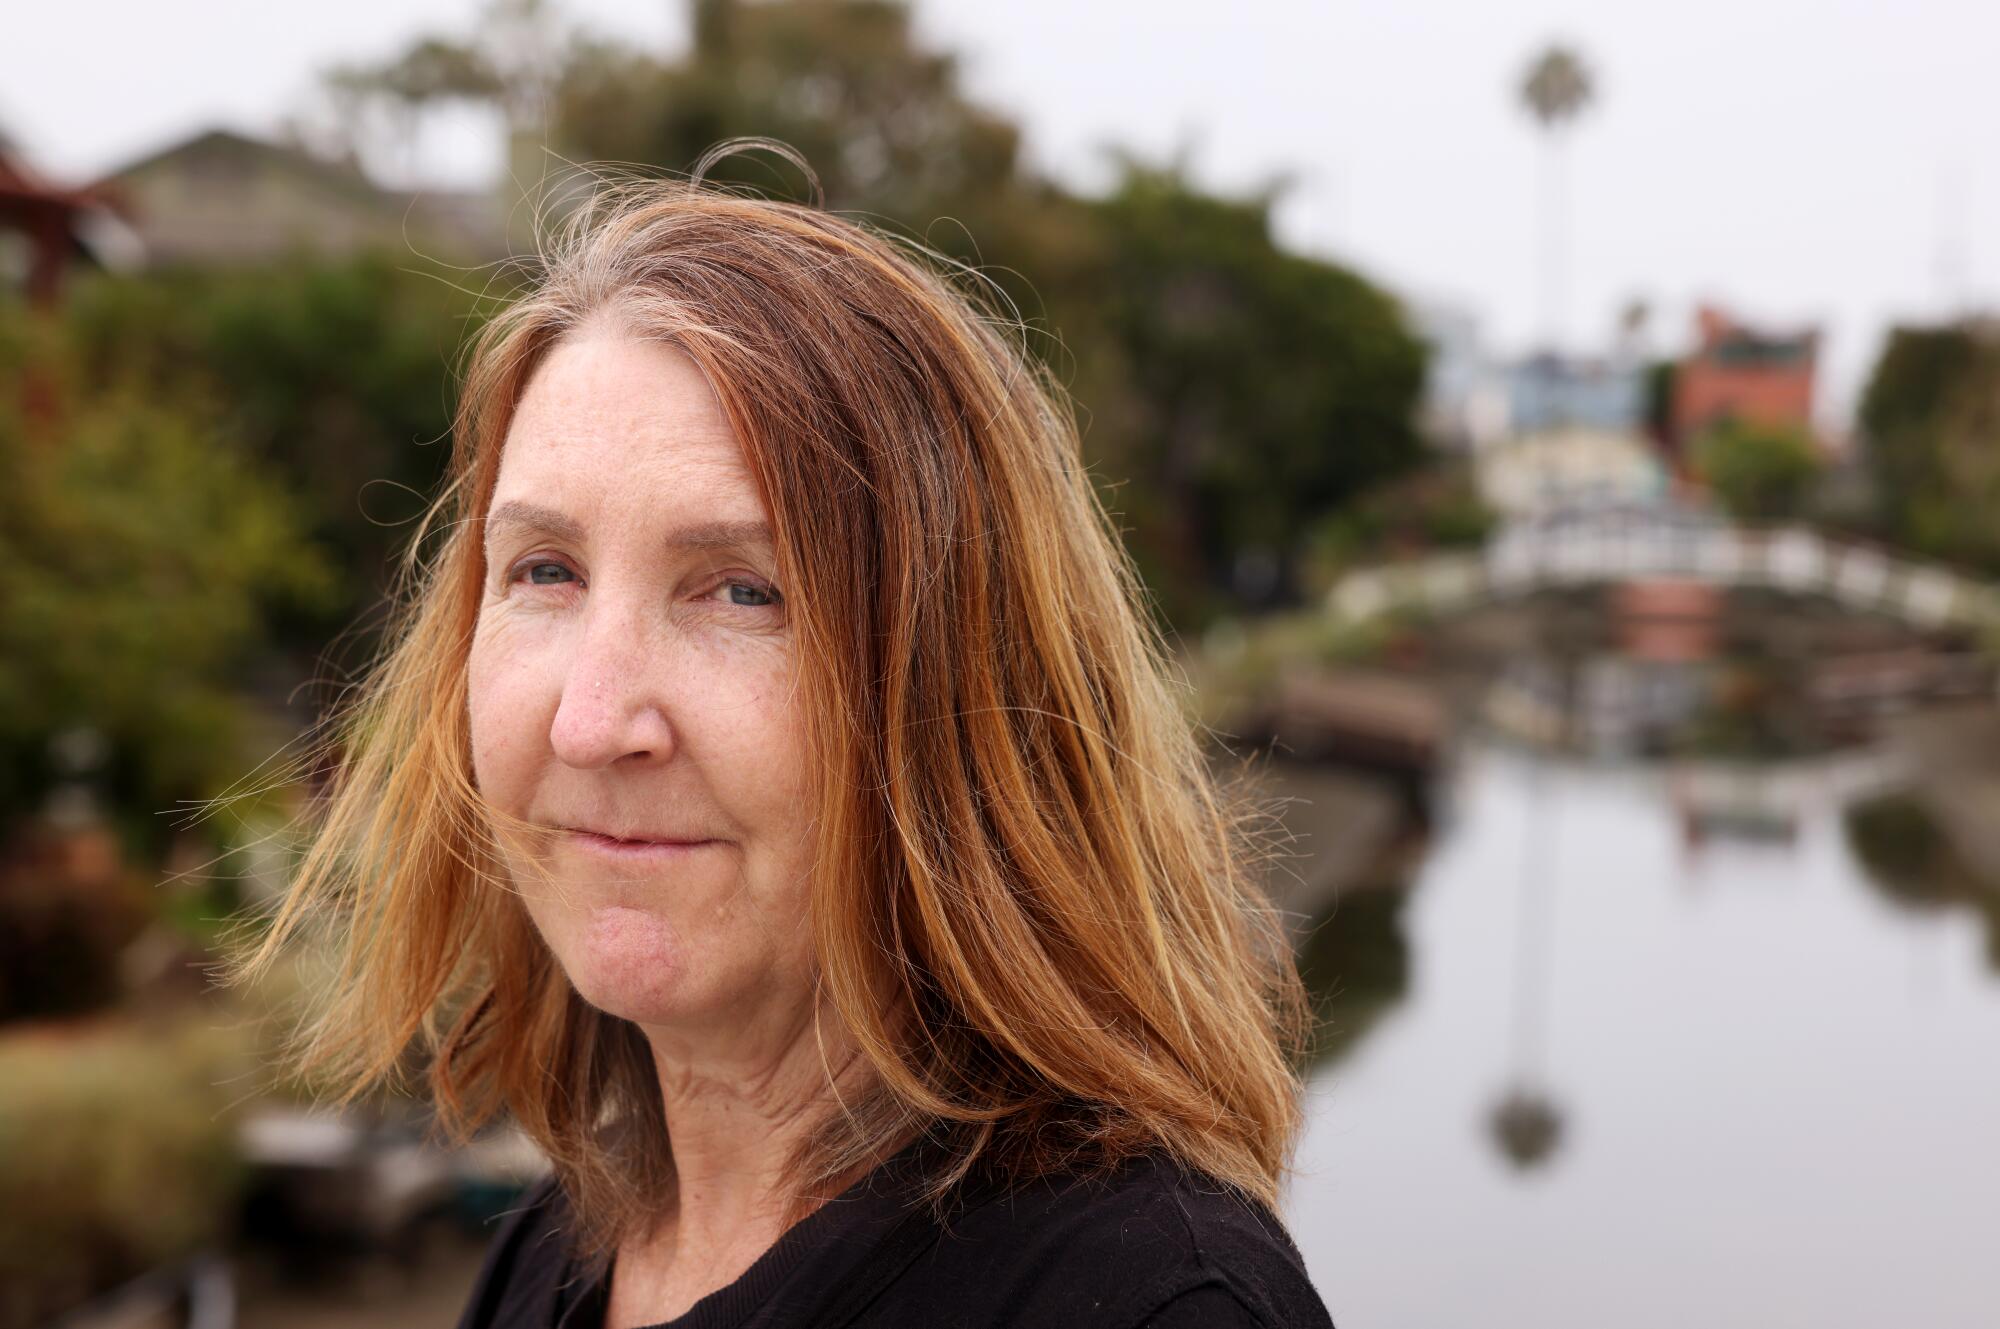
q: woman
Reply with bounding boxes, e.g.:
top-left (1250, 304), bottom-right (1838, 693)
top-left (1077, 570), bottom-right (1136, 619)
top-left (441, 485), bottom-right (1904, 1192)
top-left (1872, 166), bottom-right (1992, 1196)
top-left (239, 149), bottom-right (1334, 1329)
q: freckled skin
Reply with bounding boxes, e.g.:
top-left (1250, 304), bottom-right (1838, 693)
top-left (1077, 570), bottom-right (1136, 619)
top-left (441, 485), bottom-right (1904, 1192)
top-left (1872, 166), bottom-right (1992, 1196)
top-left (466, 329), bottom-right (816, 1038)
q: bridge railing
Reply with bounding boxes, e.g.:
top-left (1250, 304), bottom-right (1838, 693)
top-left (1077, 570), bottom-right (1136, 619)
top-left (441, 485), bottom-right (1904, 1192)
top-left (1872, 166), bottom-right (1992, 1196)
top-left (1328, 518), bottom-right (2000, 633)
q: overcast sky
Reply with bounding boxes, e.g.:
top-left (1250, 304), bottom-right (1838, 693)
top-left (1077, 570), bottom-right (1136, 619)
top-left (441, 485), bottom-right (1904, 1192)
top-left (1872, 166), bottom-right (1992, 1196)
top-left (10, 1), bottom-right (1998, 423)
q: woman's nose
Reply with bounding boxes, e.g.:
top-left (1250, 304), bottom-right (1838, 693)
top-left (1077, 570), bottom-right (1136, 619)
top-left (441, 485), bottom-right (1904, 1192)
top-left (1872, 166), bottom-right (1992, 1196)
top-left (547, 605), bottom-right (677, 770)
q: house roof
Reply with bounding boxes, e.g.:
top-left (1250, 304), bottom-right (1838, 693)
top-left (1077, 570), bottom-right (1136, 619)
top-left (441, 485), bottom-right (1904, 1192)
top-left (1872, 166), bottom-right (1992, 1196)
top-left (88, 124), bottom-right (508, 266)
top-left (92, 125), bottom-right (384, 207)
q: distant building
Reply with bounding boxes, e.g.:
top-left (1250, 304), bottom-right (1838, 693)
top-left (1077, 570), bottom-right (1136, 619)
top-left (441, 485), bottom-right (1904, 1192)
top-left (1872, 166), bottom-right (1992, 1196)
top-left (1669, 303), bottom-right (1817, 451)
top-left (1476, 424), bottom-right (1667, 516)
top-left (91, 127), bottom-right (509, 268)
top-left (1408, 309), bottom-right (1662, 510)
top-left (1506, 351), bottom-right (1645, 436)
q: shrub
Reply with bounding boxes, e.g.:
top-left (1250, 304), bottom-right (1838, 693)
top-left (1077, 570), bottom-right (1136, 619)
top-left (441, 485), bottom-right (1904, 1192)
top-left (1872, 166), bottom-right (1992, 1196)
top-left (0, 1017), bottom-right (250, 1328)
top-left (1692, 419), bottom-right (1822, 523)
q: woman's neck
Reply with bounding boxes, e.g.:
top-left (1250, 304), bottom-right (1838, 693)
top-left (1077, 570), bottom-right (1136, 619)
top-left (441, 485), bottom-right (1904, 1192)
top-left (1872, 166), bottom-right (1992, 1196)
top-left (606, 993), bottom-right (875, 1325)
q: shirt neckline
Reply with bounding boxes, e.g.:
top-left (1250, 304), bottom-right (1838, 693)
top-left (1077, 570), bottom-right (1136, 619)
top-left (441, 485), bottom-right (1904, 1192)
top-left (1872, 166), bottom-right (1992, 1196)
top-left (556, 1132), bottom-right (944, 1329)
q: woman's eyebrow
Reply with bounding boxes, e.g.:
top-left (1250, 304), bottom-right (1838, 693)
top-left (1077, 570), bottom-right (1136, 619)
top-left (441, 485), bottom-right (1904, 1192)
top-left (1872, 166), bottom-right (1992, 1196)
top-left (485, 500), bottom-right (585, 547)
top-left (483, 500), bottom-right (772, 552)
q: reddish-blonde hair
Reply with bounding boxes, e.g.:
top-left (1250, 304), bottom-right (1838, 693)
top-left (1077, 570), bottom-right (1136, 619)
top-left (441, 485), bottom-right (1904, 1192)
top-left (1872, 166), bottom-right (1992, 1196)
top-left (237, 161), bottom-right (1310, 1255)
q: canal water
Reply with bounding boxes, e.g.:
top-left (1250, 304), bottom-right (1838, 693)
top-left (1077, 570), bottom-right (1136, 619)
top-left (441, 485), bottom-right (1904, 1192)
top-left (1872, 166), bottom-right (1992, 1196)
top-left (1286, 741), bottom-right (2000, 1328)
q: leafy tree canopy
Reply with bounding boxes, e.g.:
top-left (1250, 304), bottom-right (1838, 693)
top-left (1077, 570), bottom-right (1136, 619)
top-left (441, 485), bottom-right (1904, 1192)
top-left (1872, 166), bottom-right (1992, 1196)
top-left (317, 0), bottom-right (1431, 634)
top-left (0, 321), bottom-right (338, 854)
top-left (1858, 320), bottom-right (2000, 569)
top-left (1693, 418), bottom-right (1822, 524)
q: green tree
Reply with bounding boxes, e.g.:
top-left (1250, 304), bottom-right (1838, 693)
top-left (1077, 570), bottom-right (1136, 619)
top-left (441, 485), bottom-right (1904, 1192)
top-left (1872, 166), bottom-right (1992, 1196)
top-left (1858, 320), bottom-right (2000, 569)
top-left (58, 254), bottom-right (479, 652)
top-left (318, 2), bottom-right (560, 141)
top-left (0, 329), bottom-right (337, 857)
top-left (1085, 160), bottom-right (1429, 620)
top-left (555, 1), bottom-right (1024, 218)
top-left (1304, 462), bottom-right (1495, 593)
top-left (543, 0), bottom-right (1087, 373)
top-left (1692, 418), bottom-right (1822, 523)
top-left (328, 0), bottom-right (1037, 265)
top-left (321, 0), bottom-right (1429, 633)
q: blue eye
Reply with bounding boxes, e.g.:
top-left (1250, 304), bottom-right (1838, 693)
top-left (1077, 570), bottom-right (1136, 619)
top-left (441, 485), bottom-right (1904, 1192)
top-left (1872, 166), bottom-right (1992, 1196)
top-left (525, 562), bottom-right (574, 585)
top-left (723, 580), bottom-right (782, 608)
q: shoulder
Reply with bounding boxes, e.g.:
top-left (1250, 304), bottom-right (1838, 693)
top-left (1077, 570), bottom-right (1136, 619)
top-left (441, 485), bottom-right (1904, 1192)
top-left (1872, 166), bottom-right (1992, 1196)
top-left (900, 1150), bottom-right (1334, 1329)
top-left (453, 1172), bottom-right (583, 1329)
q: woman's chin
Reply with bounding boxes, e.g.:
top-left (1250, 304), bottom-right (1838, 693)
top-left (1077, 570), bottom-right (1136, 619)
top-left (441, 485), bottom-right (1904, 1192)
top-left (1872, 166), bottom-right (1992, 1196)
top-left (560, 904), bottom-right (691, 1023)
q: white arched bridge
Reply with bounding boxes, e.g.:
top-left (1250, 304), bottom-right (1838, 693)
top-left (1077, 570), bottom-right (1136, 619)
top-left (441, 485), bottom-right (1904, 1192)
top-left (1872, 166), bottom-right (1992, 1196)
top-left (1326, 502), bottom-right (2000, 635)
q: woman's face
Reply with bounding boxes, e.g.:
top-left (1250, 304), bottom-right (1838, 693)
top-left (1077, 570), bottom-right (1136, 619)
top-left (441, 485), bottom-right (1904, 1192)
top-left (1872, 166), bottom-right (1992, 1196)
top-left (467, 329), bottom-right (816, 1036)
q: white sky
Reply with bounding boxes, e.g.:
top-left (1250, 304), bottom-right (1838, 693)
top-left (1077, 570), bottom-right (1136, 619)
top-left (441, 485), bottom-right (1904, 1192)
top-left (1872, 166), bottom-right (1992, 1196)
top-left (9, 1), bottom-right (1998, 424)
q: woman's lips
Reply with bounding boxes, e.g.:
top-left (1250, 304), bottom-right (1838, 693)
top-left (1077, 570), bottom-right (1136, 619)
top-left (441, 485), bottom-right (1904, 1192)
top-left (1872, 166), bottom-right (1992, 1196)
top-left (561, 829), bottom-right (718, 861)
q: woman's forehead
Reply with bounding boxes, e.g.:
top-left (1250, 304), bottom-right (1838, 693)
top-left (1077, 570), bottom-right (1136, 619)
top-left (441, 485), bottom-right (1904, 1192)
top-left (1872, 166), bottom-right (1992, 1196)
top-left (514, 332), bottom-right (736, 441)
top-left (499, 333), bottom-right (757, 495)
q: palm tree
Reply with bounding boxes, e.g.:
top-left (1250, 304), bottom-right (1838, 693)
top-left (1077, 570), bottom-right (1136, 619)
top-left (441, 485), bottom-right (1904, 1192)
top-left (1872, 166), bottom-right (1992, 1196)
top-left (1517, 44), bottom-right (1596, 357)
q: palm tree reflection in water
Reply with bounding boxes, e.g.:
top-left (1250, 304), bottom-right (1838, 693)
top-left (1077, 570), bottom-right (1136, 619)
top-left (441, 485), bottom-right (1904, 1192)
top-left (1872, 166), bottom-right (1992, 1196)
top-left (1489, 752), bottom-right (1569, 1171)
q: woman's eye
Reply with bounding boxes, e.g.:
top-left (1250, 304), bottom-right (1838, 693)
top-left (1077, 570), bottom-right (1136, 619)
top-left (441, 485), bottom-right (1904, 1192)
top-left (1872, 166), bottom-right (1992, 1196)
top-left (507, 560), bottom-right (778, 612)
top-left (718, 579), bottom-right (783, 609)
top-left (522, 562), bottom-right (574, 586)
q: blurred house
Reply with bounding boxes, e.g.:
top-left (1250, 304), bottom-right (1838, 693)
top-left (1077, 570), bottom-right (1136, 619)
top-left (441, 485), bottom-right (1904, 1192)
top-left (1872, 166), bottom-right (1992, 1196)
top-left (1476, 424), bottom-right (1666, 515)
top-left (1669, 302), bottom-right (1818, 452)
top-left (0, 124), bottom-right (141, 306)
top-left (91, 126), bottom-right (510, 268)
top-left (1468, 348), bottom-right (1658, 516)
top-left (1506, 351), bottom-right (1646, 435)
top-left (1408, 299), bottom-right (1664, 461)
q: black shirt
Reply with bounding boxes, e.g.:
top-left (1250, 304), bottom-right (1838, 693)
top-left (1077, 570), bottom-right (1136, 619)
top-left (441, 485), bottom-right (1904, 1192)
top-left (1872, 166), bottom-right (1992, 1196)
top-left (452, 1135), bottom-right (1335, 1329)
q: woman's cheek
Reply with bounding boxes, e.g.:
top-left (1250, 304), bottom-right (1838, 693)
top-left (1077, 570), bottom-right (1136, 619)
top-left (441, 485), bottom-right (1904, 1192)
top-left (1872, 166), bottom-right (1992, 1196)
top-left (737, 663), bottom-right (815, 834)
top-left (467, 613), bottom-right (554, 794)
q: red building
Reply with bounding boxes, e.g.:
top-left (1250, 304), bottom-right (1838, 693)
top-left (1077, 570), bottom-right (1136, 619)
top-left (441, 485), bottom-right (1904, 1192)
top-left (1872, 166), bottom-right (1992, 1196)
top-left (1669, 304), bottom-right (1818, 454)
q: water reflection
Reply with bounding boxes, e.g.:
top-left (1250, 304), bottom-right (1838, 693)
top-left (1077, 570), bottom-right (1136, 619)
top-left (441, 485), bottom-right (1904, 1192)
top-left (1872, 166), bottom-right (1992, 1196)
top-left (1846, 791), bottom-right (2000, 969)
top-left (1294, 876), bottom-right (1413, 1073)
top-left (1490, 756), bottom-right (1566, 1172)
top-left (1287, 741), bottom-right (2000, 1329)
